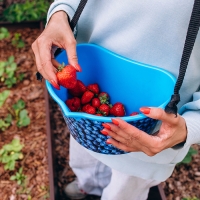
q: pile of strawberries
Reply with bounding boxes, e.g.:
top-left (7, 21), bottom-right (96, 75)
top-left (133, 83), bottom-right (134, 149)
top-left (66, 80), bottom-right (127, 116)
top-left (56, 65), bottom-right (139, 117)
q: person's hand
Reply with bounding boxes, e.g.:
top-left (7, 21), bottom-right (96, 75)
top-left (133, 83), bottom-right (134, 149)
top-left (32, 11), bottom-right (81, 89)
top-left (101, 107), bottom-right (187, 156)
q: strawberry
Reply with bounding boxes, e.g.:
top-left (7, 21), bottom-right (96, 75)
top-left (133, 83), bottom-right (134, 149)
top-left (85, 105), bottom-right (96, 115)
top-left (81, 91), bottom-right (94, 104)
top-left (98, 92), bottom-right (109, 104)
top-left (82, 104), bottom-right (90, 112)
top-left (56, 64), bottom-right (77, 89)
top-left (87, 83), bottom-right (100, 94)
top-left (91, 98), bottom-right (101, 108)
top-left (95, 113), bottom-right (103, 116)
top-left (110, 102), bottom-right (125, 117)
top-left (66, 97), bottom-right (81, 111)
top-left (68, 80), bottom-right (87, 97)
top-left (130, 112), bottom-right (139, 116)
top-left (98, 104), bottom-right (110, 116)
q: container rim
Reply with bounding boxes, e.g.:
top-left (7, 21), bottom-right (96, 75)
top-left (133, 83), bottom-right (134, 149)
top-left (46, 43), bottom-right (176, 122)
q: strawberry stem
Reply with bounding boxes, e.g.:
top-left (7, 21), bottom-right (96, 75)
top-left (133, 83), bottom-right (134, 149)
top-left (57, 62), bottom-right (65, 72)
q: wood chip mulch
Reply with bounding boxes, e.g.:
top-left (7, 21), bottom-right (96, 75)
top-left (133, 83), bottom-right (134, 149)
top-left (0, 28), bottom-right (50, 200)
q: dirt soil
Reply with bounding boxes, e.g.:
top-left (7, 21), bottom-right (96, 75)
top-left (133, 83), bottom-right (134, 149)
top-left (0, 28), bottom-right (50, 200)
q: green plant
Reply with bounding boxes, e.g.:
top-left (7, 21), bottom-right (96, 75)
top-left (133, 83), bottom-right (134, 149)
top-left (0, 56), bottom-right (24, 88)
top-left (12, 99), bottom-right (30, 127)
top-left (182, 197), bottom-right (200, 200)
top-left (179, 147), bottom-right (198, 165)
top-left (12, 33), bottom-right (25, 48)
top-left (0, 138), bottom-right (24, 170)
top-left (2, 0), bottom-right (50, 23)
top-left (0, 114), bottom-right (12, 131)
top-left (0, 56), bottom-right (17, 88)
top-left (10, 167), bottom-right (26, 185)
top-left (0, 27), bottom-right (10, 40)
top-left (0, 90), bottom-right (10, 107)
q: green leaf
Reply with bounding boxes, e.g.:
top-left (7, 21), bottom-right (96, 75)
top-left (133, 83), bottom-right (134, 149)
top-left (5, 77), bottom-right (17, 88)
top-left (2, 154), bottom-right (10, 163)
top-left (17, 180), bottom-right (21, 185)
top-left (3, 144), bottom-right (13, 151)
top-left (17, 40), bottom-right (25, 48)
top-left (10, 152), bottom-right (20, 160)
top-left (0, 27), bottom-right (10, 40)
top-left (179, 147), bottom-right (198, 165)
top-left (0, 119), bottom-right (10, 131)
top-left (0, 90), bottom-right (10, 107)
top-left (0, 148), bottom-right (5, 155)
top-left (8, 160), bottom-right (15, 170)
top-left (10, 175), bottom-right (16, 180)
top-left (17, 73), bottom-right (24, 81)
top-left (7, 56), bottom-right (14, 64)
top-left (17, 109), bottom-right (30, 127)
top-left (11, 138), bottom-right (20, 146)
top-left (5, 62), bottom-right (17, 78)
top-left (0, 61), bottom-right (6, 77)
top-left (12, 99), bottom-right (25, 111)
top-left (1, 27), bottom-right (8, 33)
top-left (19, 167), bottom-right (23, 174)
top-left (3, 139), bottom-right (23, 152)
top-left (4, 114), bottom-right (12, 123)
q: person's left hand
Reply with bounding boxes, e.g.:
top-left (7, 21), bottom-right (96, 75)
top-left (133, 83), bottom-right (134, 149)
top-left (101, 107), bottom-right (187, 156)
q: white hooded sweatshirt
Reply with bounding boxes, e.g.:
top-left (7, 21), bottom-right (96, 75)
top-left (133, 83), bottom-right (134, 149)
top-left (47, 0), bottom-right (200, 181)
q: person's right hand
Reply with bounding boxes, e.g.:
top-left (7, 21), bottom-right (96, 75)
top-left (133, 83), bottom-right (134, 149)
top-left (32, 11), bottom-right (81, 90)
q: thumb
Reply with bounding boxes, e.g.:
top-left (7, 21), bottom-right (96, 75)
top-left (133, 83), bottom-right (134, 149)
top-left (140, 107), bottom-right (179, 124)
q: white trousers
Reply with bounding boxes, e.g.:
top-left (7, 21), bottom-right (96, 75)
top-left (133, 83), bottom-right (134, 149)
top-left (69, 136), bottom-right (160, 200)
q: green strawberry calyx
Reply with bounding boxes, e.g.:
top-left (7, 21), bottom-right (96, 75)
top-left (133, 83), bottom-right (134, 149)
top-left (57, 62), bottom-right (65, 72)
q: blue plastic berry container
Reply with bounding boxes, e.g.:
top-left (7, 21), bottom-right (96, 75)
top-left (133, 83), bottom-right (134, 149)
top-left (46, 43), bottom-right (176, 155)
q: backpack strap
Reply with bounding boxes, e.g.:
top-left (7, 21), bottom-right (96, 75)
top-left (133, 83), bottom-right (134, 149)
top-left (165, 0), bottom-right (200, 116)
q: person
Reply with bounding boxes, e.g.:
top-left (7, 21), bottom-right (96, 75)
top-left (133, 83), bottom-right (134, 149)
top-left (32, 1), bottom-right (200, 199)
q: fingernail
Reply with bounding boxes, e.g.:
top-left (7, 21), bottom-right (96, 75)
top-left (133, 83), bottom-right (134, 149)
top-left (74, 64), bottom-right (82, 72)
top-left (50, 80), bottom-right (60, 90)
top-left (100, 130), bottom-right (108, 136)
top-left (140, 107), bottom-right (151, 114)
top-left (111, 118), bottom-right (119, 126)
top-left (106, 140), bottom-right (112, 144)
top-left (102, 123), bottom-right (111, 130)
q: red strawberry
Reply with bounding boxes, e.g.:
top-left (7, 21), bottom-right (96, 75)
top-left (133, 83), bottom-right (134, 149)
top-left (81, 91), bottom-right (94, 104)
top-left (56, 65), bottom-right (77, 89)
top-left (87, 83), bottom-right (100, 94)
top-left (66, 97), bottom-right (81, 111)
top-left (96, 113), bottom-right (103, 116)
top-left (130, 112), bottom-right (139, 116)
top-left (110, 102), bottom-right (125, 117)
top-left (82, 104), bottom-right (90, 112)
top-left (68, 80), bottom-right (87, 97)
top-left (85, 105), bottom-right (96, 114)
top-left (98, 104), bottom-right (110, 116)
top-left (91, 98), bottom-right (101, 108)
top-left (98, 92), bottom-right (109, 104)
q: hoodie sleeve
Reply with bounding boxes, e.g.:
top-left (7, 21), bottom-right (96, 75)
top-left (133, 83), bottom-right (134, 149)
top-left (46, 0), bottom-right (80, 23)
top-left (179, 92), bottom-right (200, 146)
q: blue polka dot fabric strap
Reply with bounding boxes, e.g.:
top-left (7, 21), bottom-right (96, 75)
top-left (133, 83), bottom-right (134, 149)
top-left (165, 0), bottom-right (200, 116)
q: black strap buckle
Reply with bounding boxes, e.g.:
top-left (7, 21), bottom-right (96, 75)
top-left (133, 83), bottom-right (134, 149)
top-left (36, 72), bottom-right (43, 81)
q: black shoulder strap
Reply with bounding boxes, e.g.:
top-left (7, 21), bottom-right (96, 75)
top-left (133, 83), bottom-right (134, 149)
top-left (70, 0), bottom-right (88, 32)
top-left (165, 0), bottom-right (200, 115)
